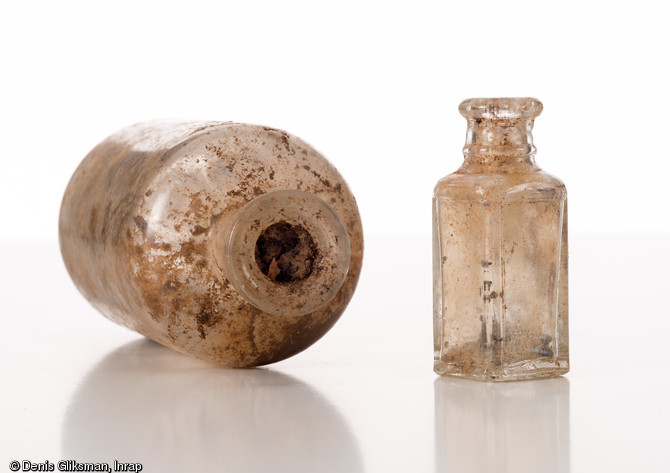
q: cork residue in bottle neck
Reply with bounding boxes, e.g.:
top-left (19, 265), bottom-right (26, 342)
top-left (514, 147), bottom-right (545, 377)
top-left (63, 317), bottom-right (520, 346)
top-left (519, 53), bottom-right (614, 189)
top-left (459, 97), bottom-right (543, 172)
top-left (222, 190), bottom-right (351, 317)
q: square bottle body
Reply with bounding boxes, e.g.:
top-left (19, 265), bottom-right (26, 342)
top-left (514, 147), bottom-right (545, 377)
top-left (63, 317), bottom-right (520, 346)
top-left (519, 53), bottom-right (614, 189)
top-left (433, 173), bottom-right (569, 381)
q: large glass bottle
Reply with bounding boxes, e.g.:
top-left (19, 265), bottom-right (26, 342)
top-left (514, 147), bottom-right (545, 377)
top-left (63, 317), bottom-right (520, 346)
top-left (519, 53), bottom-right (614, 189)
top-left (59, 121), bottom-right (363, 368)
top-left (433, 98), bottom-right (568, 381)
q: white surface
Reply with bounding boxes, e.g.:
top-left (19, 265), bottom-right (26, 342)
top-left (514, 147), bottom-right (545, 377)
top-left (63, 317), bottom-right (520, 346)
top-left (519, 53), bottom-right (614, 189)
top-left (2, 0), bottom-right (670, 241)
top-left (1, 235), bottom-right (669, 472)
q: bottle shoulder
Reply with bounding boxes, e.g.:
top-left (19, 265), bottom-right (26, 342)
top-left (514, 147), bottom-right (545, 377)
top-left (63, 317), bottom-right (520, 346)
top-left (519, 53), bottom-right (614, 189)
top-left (434, 169), bottom-right (566, 203)
top-left (129, 124), bottom-right (363, 267)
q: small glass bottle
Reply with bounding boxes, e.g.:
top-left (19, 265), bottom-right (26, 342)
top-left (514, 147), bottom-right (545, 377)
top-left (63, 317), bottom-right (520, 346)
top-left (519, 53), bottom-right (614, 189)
top-left (433, 98), bottom-right (568, 381)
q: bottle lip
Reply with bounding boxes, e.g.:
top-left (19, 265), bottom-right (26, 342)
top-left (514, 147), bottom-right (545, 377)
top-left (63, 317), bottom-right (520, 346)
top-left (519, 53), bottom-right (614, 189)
top-left (459, 97), bottom-right (543, 120)
top-left (224, 190), bottom-right (351, 317)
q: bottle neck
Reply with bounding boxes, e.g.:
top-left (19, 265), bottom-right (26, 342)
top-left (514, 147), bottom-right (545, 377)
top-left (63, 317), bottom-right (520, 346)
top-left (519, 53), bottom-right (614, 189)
top-left (218, 190), bottom-right (351, 317)
top-left (460, 117), bottom-right (540, 172)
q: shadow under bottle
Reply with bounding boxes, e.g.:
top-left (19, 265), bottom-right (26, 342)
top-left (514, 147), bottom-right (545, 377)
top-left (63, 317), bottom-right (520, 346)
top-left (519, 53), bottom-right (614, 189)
top-left (62, 339), bottom-right (363, 473)
top-left (434, 376), bottom-right (571, 473)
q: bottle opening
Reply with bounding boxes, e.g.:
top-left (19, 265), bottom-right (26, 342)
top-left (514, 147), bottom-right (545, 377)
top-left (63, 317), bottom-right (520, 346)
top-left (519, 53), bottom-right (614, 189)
top-left (459, 97), bottom-right (542, 160)
top-left (224, 190), bottom-right (351, 317)
top-left (255, 221), bottom-right (318, 283)
top-left (459, 97), bottom-right (543, 120)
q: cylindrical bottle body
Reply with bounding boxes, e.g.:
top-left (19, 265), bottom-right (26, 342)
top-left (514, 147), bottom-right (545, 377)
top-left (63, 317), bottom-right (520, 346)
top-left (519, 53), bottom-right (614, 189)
top-left (59, 121), bottom-right (363, 367)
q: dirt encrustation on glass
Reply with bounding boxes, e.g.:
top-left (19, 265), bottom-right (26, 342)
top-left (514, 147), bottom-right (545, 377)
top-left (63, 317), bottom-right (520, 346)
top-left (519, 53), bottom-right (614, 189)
top-left (59, 121), bottom-right (363, 367)
top-left (255, 221), bottom-right (318, 283)
top-left (433, 98), bottom-right (569, 381)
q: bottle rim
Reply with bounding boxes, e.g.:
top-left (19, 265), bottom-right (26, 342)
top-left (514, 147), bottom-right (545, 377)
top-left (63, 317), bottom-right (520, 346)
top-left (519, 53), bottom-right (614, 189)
top-left (459, 97), bottom-right (543, 120)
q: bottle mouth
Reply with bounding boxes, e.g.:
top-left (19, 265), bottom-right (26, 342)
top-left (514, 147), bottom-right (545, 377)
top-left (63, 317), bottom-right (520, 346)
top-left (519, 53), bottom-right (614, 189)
top-left (459, 97), bottom-right (543, 120)
top-left (254, 220), bottom-right (318, 284)
top-left (225, 190), bottom-right (351, 317)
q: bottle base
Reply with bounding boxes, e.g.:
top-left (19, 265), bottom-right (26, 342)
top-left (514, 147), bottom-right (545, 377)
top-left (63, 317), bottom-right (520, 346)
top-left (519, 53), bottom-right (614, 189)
top-left (434, 357), bottom-right (569, 382)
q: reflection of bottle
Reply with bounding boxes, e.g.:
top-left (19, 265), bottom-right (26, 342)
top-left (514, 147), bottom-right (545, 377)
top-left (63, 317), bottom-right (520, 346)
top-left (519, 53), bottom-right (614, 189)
top-left (63, 340), bottom-right (363, 473)
top-left (434, 377), bottom-right (570, 473)
top-left (433, 98), bottom-right (568, 380)
top-left (59, 121), bottom-right (363, 367)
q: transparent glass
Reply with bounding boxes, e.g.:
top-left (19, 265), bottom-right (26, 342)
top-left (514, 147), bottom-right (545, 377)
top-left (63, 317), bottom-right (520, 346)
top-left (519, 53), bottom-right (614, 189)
top-left (225, 189), bottom-right (351, 317)
top-left (59, 121), bottom-right (363, 368)
top-left (433, 98), bottom-right (569, 381)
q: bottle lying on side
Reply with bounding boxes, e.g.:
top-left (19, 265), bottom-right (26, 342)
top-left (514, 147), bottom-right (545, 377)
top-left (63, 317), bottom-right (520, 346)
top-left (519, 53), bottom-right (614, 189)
top-left (60, 120), bottom-right (364, 367)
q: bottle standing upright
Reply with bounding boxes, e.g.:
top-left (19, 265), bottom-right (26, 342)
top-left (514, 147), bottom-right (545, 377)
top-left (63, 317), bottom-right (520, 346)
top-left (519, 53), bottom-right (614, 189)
top-left (433, 98), bottom-right (568, 381)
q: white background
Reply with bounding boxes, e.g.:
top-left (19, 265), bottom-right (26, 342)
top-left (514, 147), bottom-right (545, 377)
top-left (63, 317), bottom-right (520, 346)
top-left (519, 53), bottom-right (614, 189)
top-left (1, 1), bottom-right (669, 472)
top-left (1, 0), bottom-right (670, 239)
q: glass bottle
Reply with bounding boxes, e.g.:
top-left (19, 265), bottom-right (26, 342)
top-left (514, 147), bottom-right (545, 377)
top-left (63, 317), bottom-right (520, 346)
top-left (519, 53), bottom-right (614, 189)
top-left (59, 121), bottom-right (363, 367)
top-left (433, 98), bottom-right (568, 381)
